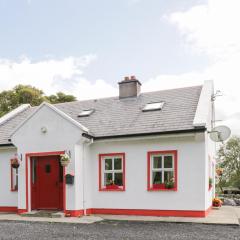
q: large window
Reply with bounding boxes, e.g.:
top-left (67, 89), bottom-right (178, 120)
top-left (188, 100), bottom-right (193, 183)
top-left (11, 163), bottom-right (18, 192)
top-left (147, 151), bottom-right (177, 191)
top-left (99, 153), bottom-right (125, 191)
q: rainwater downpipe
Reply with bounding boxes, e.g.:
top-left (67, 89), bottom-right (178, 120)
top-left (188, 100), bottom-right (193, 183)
top-left (82, 137), bottom-right (94, 215)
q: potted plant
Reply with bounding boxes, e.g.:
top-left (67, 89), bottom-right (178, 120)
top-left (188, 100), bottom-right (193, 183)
top-left (11, 157), bottom-right (19, 169)
top-left (106, 180), bottom-right (120, 189)
top-left (153, 181), bottom-right (165, 189)
top-left (216, 168), bottom-right (223, 176)
top-left (165, 178), bottom-right (175, 189)
top-left (212, 198), bottom-right (222, 208)
top-left (209, 177), bottom-right (213, 189)
top-left (60, 153), bottom-right (70, 167)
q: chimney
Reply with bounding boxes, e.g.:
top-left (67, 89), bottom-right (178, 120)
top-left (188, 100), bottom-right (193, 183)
top-left (118, 76), bottom-right (142, 99)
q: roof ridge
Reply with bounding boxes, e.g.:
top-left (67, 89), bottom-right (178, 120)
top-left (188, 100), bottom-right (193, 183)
top-left (53, 85), bottom-right (203, 106)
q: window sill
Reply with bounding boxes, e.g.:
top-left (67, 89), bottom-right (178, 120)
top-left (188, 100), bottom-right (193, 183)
top-left (100, 186), bottom-right (125, 192)
top-left (148, 187), bottom-right (177, 192)
top-left (100, 188), bottom-right (125, 192)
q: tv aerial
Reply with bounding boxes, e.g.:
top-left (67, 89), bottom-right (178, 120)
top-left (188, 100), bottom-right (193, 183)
top-left (209, 125), bottom-right (231, 142)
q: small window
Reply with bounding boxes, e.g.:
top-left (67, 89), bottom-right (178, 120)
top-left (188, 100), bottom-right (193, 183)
top-left (99, 153), bottom-right (125, 191)
top-left (78, 109), bottom-right (94, 117)
top-left (143, 102), bottom-right (165, 112)
top-left (11, 163), bottom-right (18, 192)
top-left (208, 156), bottom-right (213, 191)
top-left (148, 151), bottom-right (177, 191)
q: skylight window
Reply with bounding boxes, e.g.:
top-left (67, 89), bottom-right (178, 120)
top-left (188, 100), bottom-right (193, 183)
top-left (78, 109), bottom-right (94, 117)
top-left (142, 102), bottom-right (165, 112)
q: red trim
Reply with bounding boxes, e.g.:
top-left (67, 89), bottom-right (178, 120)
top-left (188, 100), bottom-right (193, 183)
top-left (10, 160), bottom-right (18, 192)
top-left (17, 209), bottom-right (28, 214)
top-left (64, 210), bottom-right (84, 217)
top-left (147, 150), bottom-right (178, 191)
top-left (25, 151), bottom-right (65, 212)
top-left (25, 155), bottom-right (29, 211)
top-left (99, 153), bottom-right (126, 192)
top-left (63, 166), bottom-right (66, 213)
top-left (86, 207), bottom-right (211, 218)
top-left (0, 207), bottom-right (17, 213)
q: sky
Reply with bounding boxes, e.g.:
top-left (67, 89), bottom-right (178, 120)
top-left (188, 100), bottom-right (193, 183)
top-left (0, 0), bottom-right (240, 135)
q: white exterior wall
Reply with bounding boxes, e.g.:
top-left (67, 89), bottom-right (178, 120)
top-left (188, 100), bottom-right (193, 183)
top-left (204, 98), bottom-right (216, 209)
top-left (0, 147), bottom-right (18, 207)
top-left (11, 105), bottom-right (84, 211)
top-left (85, 134), bottom-right (207, 211)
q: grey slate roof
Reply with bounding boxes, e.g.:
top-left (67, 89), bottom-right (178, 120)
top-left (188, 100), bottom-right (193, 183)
top-left (0, 85), bottom-right (202, 145)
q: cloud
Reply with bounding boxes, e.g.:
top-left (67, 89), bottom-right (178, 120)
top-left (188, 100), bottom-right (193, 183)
top-left (158, 0), bottom-right (240, 135)
top-left (168, 0), bottom-right (240, 59)
top-left (0, 55), bottom-right (117, 100)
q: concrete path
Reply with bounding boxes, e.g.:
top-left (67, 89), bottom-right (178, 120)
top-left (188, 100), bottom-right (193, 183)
top-left (0, 206), bottom-right (239, 225)
top-left (98, 206), bottom-right (240, 225)
top-left (0, 213), bottom-right (103, 224)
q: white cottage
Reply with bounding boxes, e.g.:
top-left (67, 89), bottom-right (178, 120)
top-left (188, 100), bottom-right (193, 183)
top-left (0, 77), bottom-right (215, 217)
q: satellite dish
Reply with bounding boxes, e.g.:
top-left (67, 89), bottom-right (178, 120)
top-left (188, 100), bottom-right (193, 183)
top-left (210, 125), bottom-right (231, 142)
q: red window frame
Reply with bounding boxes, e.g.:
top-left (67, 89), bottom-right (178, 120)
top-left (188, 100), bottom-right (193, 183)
top-left (10, 160), bottom-right (18, 192)
top-left (208, 155), bottom-right (213, 191)
top-left (99, 153), bottom-right (126, 191)
top-left (147, 150), bottom-right (178, 191)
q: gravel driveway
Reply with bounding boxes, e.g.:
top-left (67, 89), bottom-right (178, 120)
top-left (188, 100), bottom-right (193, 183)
top-left (0, 220), bottom-right (239, 240)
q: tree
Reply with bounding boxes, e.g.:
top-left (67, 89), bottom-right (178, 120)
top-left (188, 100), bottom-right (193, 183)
top-left (217, 136), bottom-right (240, 189)
top-left (46, 92), bottom-right (76, 104)
top-left (0, 85), bottom-right (76, 117)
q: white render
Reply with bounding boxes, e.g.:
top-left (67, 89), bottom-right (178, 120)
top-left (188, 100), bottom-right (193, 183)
top-left (0, 147), bottom-right (18, 207)
top-left (0, 82), bottom-right (216, 216)
top-left (85, 134), bottom-right (208, 211)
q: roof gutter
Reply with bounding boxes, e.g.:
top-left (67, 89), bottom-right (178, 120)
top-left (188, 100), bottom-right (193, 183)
top-left (0, 143), bottom-right (14, 147)
top-left (82, 127), bottom-right (206, 141)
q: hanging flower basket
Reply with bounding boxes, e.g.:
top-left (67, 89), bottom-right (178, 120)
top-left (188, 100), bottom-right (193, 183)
top-left (60, 153), bottom-right (70, 167)
top-left (11, 157), bottom-right (20, 169)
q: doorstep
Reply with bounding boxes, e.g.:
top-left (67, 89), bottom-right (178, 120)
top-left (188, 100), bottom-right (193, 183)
top-left (95, 206), bottom-right (240, 226)
top-left (20, 210), bottom-right (64, 218)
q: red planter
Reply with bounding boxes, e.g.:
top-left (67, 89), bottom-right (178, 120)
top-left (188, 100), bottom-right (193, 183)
top-left (153, 183), bottom-right (165, 189)
top-left (106, 184), bottom-right (120, 190)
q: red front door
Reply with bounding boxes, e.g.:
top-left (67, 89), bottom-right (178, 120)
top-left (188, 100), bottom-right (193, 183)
top-left (31, 156), bottom-right (63, 210)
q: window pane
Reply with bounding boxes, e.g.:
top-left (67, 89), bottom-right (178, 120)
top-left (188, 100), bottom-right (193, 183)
top-left (12, 168), bottom-right (18, 190)
top-left (105, 158), bottom-right (112, 170)
top-left (152, 171), bottom-right (162, 184)
top-left (114, 173), bottom-right (123, 186)
top-left (164, 171), bottom-right (174, 182)
top-left (114, 158), bottom-right (122, 170)
top-left (164, 156), bottom-right (173, 168)
top-left (104, 173), bottom-right (113, 185)
top-left (153, 156), bottom-right (162, 169)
